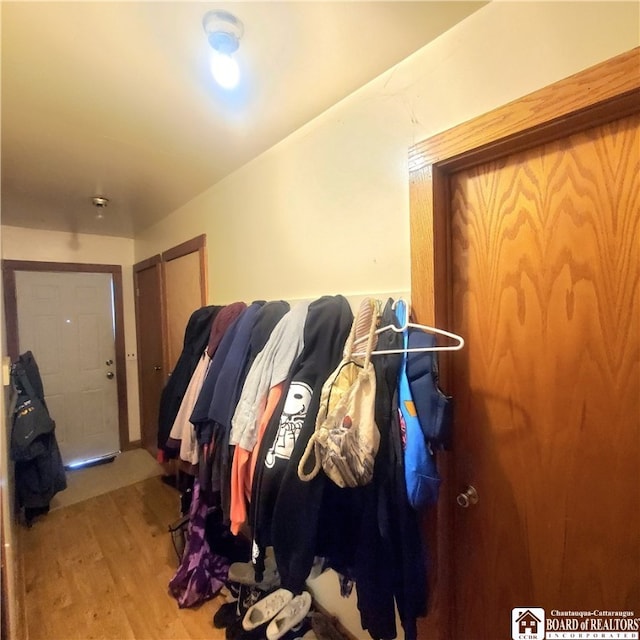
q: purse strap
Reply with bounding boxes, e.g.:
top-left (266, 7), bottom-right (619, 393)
top-left (343, 298), bottom-right (378, 367)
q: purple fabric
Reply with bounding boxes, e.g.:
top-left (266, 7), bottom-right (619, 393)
top-left (168, 479), bottom-right (229, 608)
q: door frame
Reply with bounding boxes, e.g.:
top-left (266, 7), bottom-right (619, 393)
top-left (408, 47), bottom-right (639, 639)
top-left (133, 234), bottom-right (207, 455)
top-left (2, 260), bottom-right (130, 451)
top-left (133, 253), bottom-right (165, 456)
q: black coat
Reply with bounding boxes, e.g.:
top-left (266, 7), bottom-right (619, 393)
top-left (10, 351), bottom-right (67, 524)
top-left (252, 295), bottom-right (353, 587)
top-left (157, 305), bottom-right (222, 451)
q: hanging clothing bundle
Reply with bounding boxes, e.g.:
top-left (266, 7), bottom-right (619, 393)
top-left (157, 304), bottom-right (225, 459)
top-left (159, 294), bottom-right (463, 639)
top-left (10, 350), bottom-right (67, 526)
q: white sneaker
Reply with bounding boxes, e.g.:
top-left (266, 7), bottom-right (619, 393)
top-left (266, 591), bottom-right (312, 640)
top-left (242, 588), bottom-right (293, 631)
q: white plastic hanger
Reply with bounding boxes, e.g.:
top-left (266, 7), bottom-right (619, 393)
top-left (351, 298), bottom-right (465, 356)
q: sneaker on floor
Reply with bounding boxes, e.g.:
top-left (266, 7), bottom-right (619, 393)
top-left (266, 592), bottom-right (312, 640)
top-left (241, 584), bottom-right (279, 615)
top-left (243, 588), bottom-right (293, 631)
top-left (220, 583), bottom-right (276, 633)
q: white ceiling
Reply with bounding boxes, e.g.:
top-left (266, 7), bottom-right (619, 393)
top-left (1, 1), bottom-right (485, 239)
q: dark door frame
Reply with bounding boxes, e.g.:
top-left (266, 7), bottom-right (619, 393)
top-left (133, 253), bottom-right (164, 456)
top-left (133, 234), bottom-right (207, 455)
top-left (2, 259), bottom-right (130, 451)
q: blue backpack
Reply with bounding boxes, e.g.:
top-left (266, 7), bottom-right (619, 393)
top-left (395, 302), bottom-right (441, 509)
top-left (406, 331), bottom-right (453, 450)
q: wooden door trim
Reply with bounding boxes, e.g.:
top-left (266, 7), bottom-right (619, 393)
top-left (408, 47), bottom-right (639, 640)
top-left (132, 237), bottom-right (207, 454)
top-left (161, 234), bottom-right (205, 262)
top-left (2, 260), bottom-right (130, 451)
top-left (133, 254), bottom-right (165, 455)
top-left (133, 253), bottom-right (162, 274)
top-left (409, 47), bottom-right (640, 174)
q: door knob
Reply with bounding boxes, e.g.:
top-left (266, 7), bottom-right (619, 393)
top-left (105, 359), bottom-right (113, 366)
top-left (154, 366), bottom-right (162, 371)
top-left (457, 485), bottom-right (479, 508)
top-left (106, 371), bottom-right (114, 379)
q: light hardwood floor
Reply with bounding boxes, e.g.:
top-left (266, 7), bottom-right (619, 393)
top-left (19, 476), bottom-right (227, 639)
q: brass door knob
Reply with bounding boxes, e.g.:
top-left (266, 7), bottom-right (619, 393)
top-left (457, 485), bottom-right (479, 508)
top-left (106, 371), bottom-right (114, 379)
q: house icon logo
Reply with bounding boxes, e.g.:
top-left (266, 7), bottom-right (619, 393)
top-left (512, 607), bottom-right (545, 640)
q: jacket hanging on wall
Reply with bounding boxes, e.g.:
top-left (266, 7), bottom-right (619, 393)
top-left (10, 351), bottom-right (67, 526)
top-left (157, 305), bottom-right (225, 455)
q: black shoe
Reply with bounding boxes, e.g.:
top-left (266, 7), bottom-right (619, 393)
top-left (225, 617), bottom-right (245, 640)
top-left (214, 601), bottom-right (240, 629)
top-left (279, 616), bottom-right (313, 640)
top-left (235, 623), bottom-right (270, 640)
top-left (226, 616), bottom-right (269, 640)
top-left (222, 583), bottom-right (274, 636)
top-left (239, 583), bottom-right (274, 615)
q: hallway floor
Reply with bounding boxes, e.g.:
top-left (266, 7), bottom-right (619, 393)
top-left (19, 475), bottom-right (226, 639)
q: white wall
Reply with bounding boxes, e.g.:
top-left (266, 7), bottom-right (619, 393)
top-left (134, 2), bottom-right (639, 636)
top-left (1, 226), bottom-right (141, 443)
top-left (135, 2), bottom-right (639, 305)
top-left (2, 2), bottom-right (638, 636)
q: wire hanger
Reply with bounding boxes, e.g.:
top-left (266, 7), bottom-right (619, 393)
top-left (351, 298), bottom-right (465, 356)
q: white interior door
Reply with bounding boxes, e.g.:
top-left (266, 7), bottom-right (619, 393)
top-left (14, 270), bottom-right (120, 466)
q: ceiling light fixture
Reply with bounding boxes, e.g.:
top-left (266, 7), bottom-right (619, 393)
top-left (91, 195), bottom-right (109, 219)
top-left (202, 10), bottom-right (244, 90)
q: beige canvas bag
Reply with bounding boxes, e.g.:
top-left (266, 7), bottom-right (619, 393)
top-left (298, 300), bottom-right (379, 488)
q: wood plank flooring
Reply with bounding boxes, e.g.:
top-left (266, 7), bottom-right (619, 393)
top-left (19, 476), bottom-right (227, 640)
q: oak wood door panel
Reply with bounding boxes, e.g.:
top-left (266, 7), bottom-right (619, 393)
top-left (161, 235), bottom-right (207, 375)
top-left (449, 113), bottom-right (639, 638)
top-left (163, 251), bottom-right (203, 374)
top-left (409, 49), bottom-right (640, 640)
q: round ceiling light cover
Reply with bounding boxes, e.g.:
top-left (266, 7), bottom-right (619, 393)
top-left (202, 10), bottom-right (244, 55)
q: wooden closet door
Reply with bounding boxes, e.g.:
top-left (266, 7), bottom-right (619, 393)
top-left (133, 235), bottom-right (206, 454)
top-left (134, 255), bottom-right (165, 455)
top-left (409, 50), bottom-right (640, 640)
top-left (448, 113), bottom-right (639, 638)
top-left (162, 235), bottom-right (207, 374)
